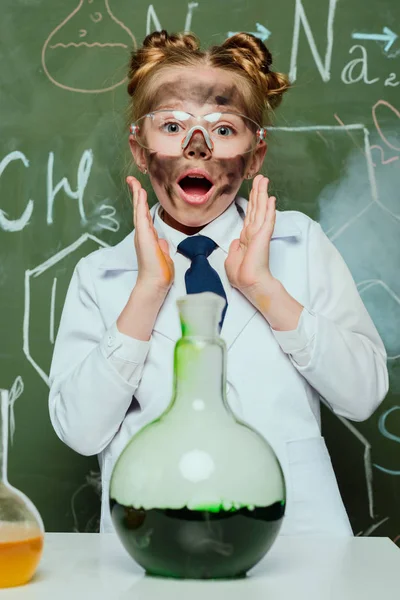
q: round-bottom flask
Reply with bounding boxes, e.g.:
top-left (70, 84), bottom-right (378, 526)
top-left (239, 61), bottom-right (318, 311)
top-left (0, 390), bottom-right (44, 588)
top-left (110, 292), bottom-right (285, 579)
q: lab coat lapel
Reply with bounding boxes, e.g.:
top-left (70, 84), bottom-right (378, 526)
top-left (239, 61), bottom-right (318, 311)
top-left (140, 275), bottom-right (258, 351)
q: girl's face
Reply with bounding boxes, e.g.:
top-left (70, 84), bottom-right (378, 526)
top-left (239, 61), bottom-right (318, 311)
top-left (129, 66), bottom-right (267, 234)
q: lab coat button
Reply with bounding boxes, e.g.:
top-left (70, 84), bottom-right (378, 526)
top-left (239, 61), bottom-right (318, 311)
top-left (107, 335), bottom-right (115, 347)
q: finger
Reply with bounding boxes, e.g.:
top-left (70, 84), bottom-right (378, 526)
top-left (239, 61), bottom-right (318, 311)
top-left (127, 176), bottom-right (140, 230)
top-left (133, 184), bottom-right (145, 231)
top-left (144, 193), bottom-right (159, 238)
top-left (244, 177), bottom-right (257, 227)
top-left (136, 185), bottom-right (157, 237)
top-left (262, 195), bottom-right (276, 238)
top-left (253, 177), bottom-right (269, 230)
top-left (127, 176), bottom-right (141, 198)
top-left (136, 189), bottom-right (162, 254)
top-left (245, 174), bottom-right (262, 227)
top-left (243, 183), bottom-right (253, 228)
top-left (131, 181), bottom-right (138, 230)
top-left (248, 174), bottom-right (263, 224)
top-left (135, 189), bottom-right (152, 247)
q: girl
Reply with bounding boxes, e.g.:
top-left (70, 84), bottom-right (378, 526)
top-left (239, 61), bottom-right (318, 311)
top-left (49, 31), bottom-right (388, 536)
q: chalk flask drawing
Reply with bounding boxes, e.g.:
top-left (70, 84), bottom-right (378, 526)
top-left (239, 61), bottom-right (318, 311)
top-left (109, 291), bottom-right (286, 579)
top-left (0, 389), bottom-right (44, 588)
top-left (42, 0), bottom-right (136, 93)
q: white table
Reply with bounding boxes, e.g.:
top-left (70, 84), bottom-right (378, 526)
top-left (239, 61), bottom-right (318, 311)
top-left (1, 533), bottom-right (399, 599)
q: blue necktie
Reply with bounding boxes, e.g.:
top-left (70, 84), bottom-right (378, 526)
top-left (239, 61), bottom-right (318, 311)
top-left (177, 235), bottom-right (228, 331)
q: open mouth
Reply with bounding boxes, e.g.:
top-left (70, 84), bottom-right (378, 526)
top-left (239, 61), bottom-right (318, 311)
top-left (177, 170), bottom-right (214, 205)
top-left (178, 175), bottom-right (213, 195)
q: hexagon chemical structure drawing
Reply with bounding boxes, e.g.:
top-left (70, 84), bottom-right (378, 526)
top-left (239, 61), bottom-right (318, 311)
top-left (23, 233), bottom-right (109, 387)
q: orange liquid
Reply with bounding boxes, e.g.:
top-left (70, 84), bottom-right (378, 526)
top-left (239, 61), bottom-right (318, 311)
top-left (0, 524), bottom-right (43, 588)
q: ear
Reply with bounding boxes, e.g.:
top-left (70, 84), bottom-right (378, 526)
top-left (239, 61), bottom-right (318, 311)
top-left (248, 141), bottom-right (267, 175)
top-left (129, 135), bottom-right (148, 172)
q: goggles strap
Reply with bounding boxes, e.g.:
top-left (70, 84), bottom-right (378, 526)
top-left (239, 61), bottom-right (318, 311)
top-left (130, 123), bottom-right (139, 136)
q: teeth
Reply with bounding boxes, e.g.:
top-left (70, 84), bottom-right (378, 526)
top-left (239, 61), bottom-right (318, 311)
top-left (188, 175), bottom-right (205, 179)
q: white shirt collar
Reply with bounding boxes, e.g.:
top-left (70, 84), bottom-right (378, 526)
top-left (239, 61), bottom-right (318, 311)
top-left (153, 197), bottom-right (245, 255)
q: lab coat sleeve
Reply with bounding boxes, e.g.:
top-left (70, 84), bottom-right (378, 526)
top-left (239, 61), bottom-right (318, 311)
top-left (49, 257), bottom-right (151, 456)
top-left (109, 322), bottom-right (152, 382)
top-left (272, 306), bottom-right (317, 366)
top-left (277, 220), bottom-right (389, 421)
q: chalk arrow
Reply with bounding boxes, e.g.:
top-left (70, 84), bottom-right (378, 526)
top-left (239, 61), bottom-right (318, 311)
top-left (352, 27), bottom-right (398, 53)
top-left (228, 23), bottom-right (271, 42)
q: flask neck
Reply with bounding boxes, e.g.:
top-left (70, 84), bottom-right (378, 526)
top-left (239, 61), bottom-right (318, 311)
top-left (0, 389), bottom-right (9, 483)
top-left (171, 337), bottom-right (229, 417)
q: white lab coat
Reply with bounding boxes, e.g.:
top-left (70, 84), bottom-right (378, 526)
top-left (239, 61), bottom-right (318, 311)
top-left (49, 196), bottom-right (388, 536)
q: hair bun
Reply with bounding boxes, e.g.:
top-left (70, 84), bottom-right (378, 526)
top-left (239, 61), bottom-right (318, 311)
top-left (221, 32), bottom-right (272, 74)
top-left (219, 32), bottom-right (289, 110)
top-left (127, 30), bottom-right (201, 97)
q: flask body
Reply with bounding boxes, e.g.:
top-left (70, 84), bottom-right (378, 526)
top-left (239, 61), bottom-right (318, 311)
top-left (110, 293), bottom-right (286, 578)
top-left (0, 390), bottom-right (44, 588)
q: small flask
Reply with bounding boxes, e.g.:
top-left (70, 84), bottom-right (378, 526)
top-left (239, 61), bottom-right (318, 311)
top-left (110, 292), bottom-right (286, 579)
top-left (42, 0), bottom-right (136, 93)
top-left (0, 389), bottom-right (44, 588)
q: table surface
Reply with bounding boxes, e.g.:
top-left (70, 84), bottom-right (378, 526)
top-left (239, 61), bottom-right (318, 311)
top-left (1, 533), bottom-right (399, 599)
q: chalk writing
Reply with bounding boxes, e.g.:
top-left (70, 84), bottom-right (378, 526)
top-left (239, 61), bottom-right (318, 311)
top-left (47, 150), bottom-right (93, 226)
top-left (372, 100), bottom-right (400, 152)
top-left (352, 27), bottom-right (398, 53)
top-left (97, 204), bottom-right (120, 233)
top-left (228, 23), bottom-right (271, 42)
top-left (341, 45), bottom-right (380, 85)
top-left (0, 152), bottom-right (34, 232)
top-left (289, 0), bottom-right (337, 82)
top-left (147, 2), bottom-right (200, 36)
top-left (384, 73), bottom-right (400, 87)
top-left (0, 149), bottom-right (96, 232)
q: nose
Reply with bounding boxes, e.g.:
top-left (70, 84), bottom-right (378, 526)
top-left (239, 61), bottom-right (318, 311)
top-left (182, 128), bottom-right (212, 160)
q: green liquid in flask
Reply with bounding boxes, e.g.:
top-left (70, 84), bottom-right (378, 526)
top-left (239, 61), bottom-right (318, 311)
top-left (110, 501), bottom-right (284, 579)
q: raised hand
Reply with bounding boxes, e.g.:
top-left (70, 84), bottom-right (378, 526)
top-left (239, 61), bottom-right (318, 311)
top-left (127, 176), bottom-right (175, 293)
top-left (224, 175), bottom-right (277, 295)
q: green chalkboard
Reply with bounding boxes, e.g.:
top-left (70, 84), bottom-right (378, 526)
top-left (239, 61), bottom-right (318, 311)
top-left (0, 0), bottom-right (399, 541)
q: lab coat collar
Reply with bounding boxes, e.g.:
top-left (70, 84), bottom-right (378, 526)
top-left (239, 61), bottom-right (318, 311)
top-left (98, 195), bottom-right (302, 272)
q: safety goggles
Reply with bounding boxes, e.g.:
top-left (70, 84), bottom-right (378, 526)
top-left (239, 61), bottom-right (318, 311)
top-left (130, 109), bottom-right (266, 159)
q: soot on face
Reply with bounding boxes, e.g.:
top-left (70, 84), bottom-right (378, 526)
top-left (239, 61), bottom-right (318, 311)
top-left (147, 151), bottom-right (248, 234)
top-left (148, 151), bottom-right (247, 199)
top-left (149, 80), bottom-right (243, 111)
